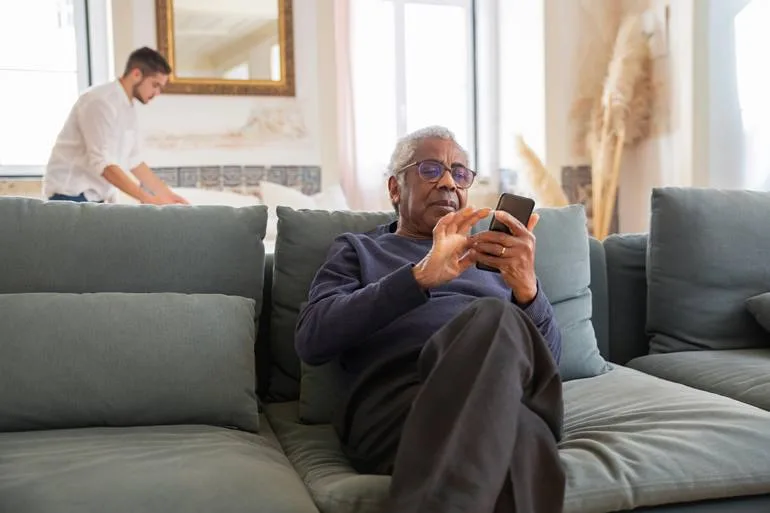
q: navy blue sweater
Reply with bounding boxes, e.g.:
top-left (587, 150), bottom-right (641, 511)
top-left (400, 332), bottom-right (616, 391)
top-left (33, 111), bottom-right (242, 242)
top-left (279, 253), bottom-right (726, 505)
top-left (295, 222), bottom-right (562, 378)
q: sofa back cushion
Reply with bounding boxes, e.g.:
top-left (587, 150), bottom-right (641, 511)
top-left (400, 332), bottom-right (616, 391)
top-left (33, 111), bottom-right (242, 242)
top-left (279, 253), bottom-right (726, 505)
top-left (647, 188), bottom-right (770, 353)
top-left (0, 292), bottom-right (260, 432)
top-left (0, 198), bottom-right (267, 300)
top-left (268, 207), bottom-right (396, 401)
top-left (270, 205), bottom-right (611, 423)
top-left (604, 233), bottom-right (650, 364)
top-left (0, 198), bottom-right (268, 412)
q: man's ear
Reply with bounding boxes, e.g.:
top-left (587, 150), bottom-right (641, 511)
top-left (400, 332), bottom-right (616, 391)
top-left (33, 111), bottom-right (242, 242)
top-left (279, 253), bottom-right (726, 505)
top-left (387, 175), bottom-right (400, 207)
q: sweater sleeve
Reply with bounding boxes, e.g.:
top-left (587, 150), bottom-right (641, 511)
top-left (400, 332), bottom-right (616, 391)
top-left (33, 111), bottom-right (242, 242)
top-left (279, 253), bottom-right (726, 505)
top-left (294, 237), bottom-right (429, 365)
top-left (515, 283), bottom-right (562, 365)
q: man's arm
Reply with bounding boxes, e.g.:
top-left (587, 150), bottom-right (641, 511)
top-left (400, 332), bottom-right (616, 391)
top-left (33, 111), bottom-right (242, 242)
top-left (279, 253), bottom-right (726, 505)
top-left (131, 163), bottom-right (189, 204)
top-left (515, 284), bottom-right (562, 364)
top-left (295, 237), bottom-right (429, 366)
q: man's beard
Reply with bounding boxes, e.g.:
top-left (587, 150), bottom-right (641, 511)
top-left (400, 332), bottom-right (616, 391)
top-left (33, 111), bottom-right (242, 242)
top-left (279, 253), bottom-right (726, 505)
top-left (131, 81), bottom-right (148, 104)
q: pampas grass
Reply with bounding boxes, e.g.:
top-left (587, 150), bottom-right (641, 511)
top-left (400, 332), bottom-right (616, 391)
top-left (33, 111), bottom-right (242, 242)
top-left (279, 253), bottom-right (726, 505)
top-left (577, 13), bottom-right (653, 239)
top-left (515, 135), bottom-right (568, 207)
top-left (570, 0), bottom-right (621, 158)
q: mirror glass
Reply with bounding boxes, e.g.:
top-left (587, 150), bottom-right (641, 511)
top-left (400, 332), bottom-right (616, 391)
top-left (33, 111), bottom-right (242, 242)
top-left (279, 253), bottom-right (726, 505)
top-left (172, 0), bottom-right (281, 82)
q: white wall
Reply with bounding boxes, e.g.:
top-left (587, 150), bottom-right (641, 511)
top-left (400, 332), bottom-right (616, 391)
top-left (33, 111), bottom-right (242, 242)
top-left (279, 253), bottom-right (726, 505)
top-left (111, 0), bottom-right (324, 172)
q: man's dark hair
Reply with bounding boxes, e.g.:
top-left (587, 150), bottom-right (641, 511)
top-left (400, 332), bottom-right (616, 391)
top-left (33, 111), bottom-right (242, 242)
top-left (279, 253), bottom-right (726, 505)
top-left (123, 47), bottom-right (172, 77)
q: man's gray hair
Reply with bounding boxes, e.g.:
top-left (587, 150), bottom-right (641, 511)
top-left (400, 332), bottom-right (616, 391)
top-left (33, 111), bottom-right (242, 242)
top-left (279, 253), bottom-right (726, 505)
top-left (387, 125), bottom-right (469, 179)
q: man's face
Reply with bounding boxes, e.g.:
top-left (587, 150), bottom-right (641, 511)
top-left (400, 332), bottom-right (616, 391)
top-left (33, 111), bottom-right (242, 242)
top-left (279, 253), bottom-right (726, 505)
top-left (389, 138), bottom-right (470, 236)
top-left (131, 72), bottom-right (168, 104)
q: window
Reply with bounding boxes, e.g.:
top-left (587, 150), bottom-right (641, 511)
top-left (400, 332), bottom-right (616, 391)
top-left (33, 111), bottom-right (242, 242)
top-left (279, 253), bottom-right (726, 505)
top-left (0, 0), bottom-right (92, 175)
top-left (350, 0), bottom-right (477, 190)
top-left (734, 0), bottom-right (770, 190)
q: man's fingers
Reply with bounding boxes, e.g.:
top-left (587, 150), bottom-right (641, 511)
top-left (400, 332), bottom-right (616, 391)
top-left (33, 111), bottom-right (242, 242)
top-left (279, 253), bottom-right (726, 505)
top-left (474, 252), bottom-right (505, 268)
top-left (456, 207), bottom-right (491, 233)
top-left (493, 210), bottom-right (529, 236)
top-left (527, 212), bottom-right (540, 231)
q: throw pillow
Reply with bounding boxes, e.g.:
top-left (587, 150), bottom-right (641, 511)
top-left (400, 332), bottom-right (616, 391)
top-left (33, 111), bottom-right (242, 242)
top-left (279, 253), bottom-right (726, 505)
top-left (746, 292), bottom-right (770, 333)
top-left (0, 293), bottom-right (260, 433)
top-left (647, 187), bottom-right (770, 353)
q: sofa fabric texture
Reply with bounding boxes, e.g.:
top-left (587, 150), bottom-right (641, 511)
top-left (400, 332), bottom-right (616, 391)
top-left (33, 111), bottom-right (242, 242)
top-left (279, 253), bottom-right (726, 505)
top-left (0, 292), bottom-right (260, 433)
top-left (603, 233), bottom-right (650, 364)
top-left (746, 292), bottom-right (770, 333)
top-left (0, 199), bottom-right (268, 302)
top-left (627, 349), bottom-right (770, 412)
top-left (0, 419), bottom-right (318, 513)
top-left (647, 188), bottom-right (770, 353)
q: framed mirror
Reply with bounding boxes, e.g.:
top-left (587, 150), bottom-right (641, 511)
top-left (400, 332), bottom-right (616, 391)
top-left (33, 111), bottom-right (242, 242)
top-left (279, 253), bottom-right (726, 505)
top-left (156, 0), bottom-right (295, 96)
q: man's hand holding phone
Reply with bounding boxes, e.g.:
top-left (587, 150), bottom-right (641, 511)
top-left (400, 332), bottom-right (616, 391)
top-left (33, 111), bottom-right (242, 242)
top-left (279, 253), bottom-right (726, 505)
top-left (471, 209), bottom-right (540, 304)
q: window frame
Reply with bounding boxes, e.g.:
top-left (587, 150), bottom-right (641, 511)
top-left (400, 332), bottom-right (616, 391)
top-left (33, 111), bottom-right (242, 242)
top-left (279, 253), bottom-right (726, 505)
top-left (385, 0), bottom-right (479, 171)
top-left (0, 0), bottom-right (113, 178)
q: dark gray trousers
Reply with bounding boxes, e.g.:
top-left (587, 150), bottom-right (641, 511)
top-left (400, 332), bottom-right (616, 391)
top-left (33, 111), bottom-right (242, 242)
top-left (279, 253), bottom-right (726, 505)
top-left (333, 297), bottom-right (565, 513)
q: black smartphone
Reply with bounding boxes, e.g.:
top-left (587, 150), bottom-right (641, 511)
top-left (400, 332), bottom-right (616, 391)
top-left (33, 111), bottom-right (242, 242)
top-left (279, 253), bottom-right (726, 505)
top-left (476, 193), bottom-right (536, 273)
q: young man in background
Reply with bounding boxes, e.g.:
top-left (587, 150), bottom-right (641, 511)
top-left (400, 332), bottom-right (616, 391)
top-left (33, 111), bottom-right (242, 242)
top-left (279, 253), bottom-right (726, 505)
top-left (44, 46), bottom-right (187, 205)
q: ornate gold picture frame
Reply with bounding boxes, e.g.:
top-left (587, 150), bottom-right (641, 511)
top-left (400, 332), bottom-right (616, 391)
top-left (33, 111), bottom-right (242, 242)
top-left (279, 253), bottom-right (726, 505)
top-left (155, 0), bottom-right (295, 96)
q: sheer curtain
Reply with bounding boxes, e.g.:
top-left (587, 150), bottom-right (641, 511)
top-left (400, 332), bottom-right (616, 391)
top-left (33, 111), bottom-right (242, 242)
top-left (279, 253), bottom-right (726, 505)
top-left (734, 0), bottom-right (770, 190)
top-left (334, 0), bottom-right (476, 211)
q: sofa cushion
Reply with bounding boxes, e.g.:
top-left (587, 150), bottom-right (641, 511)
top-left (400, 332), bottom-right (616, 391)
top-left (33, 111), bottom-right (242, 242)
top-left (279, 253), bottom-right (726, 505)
top-left (647, 188), bottom-right (770, 353)
top-left (288, 205), bottom-right (610, 424)
top-left (531, 205), bottom-right (610, 381)
top-left (267, 366), bottom-right (770, 513)
top-left (0, 198), bottom-right (267, 300)
top-left (603, 233), bottom-right (649, 364)
top-left (268, 207), bottom-right (396, 401)
top-left (266, 402), bottom-right (388, 513)
top-left (627, 349), bottom-right (770, 411)
top-left (0, 292), bottom-right (260, 433)
top-left (747, 292), bottom-right (770, 332)
top-left (0, 419), bottom-right (319, 513)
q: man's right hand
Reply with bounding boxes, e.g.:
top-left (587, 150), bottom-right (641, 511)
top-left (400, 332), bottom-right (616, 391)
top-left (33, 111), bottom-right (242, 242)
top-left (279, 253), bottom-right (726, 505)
top-left (413, 207), bottom-right (491, 289)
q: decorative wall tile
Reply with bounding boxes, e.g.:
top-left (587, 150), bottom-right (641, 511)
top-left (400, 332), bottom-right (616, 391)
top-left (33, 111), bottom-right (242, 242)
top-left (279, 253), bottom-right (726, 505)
top-left (179, 167), bottom-right (199, 187)
top-left (244, 166), bottom-right (266, 186)
top-left (155, 165), bottom-right (322, 196)
top-left (200, 167), bottom-right (222, 188)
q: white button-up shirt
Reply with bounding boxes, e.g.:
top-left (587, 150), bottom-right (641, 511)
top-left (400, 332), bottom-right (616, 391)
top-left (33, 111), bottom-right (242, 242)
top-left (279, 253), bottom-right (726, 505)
top-left (44, 80), bottom-right (142, 202)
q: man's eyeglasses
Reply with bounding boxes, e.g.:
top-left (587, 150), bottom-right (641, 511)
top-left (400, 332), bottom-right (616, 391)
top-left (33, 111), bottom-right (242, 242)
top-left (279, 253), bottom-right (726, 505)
top-left (396, 160), bottom-right (477, 189)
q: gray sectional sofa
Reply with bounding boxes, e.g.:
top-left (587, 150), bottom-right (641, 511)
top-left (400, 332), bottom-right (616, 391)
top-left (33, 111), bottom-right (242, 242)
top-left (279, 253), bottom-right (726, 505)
top-left (2, 187), bottom-right (770, 513)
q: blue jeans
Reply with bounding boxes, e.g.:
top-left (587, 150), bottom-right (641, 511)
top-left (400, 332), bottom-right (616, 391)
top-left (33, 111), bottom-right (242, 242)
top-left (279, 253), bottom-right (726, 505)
top-left (48, 193), bottom-right (103, 203)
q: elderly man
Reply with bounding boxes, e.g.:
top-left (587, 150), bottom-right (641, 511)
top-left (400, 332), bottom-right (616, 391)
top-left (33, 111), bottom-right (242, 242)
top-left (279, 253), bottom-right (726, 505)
top-left (295, 126), bottom-right (564, 513)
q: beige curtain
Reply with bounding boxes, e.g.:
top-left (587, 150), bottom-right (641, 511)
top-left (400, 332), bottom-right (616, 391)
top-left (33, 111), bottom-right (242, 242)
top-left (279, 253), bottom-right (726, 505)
top-left (332, 0), bottom-right (394, 212)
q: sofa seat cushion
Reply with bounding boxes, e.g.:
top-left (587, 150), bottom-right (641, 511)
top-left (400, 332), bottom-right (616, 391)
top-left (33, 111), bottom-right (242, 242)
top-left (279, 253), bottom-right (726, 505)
top-left (267, 366), bottom-right (770, 513)
top-left (0, 418), bottom-right (318, 513)
top-left (627, 349), bottom-right (770, 411)
top-left (265, 402), bottom-right (389, 513)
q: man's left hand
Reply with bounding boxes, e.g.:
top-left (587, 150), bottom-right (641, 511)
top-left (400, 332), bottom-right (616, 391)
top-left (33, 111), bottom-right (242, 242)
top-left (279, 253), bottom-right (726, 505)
top-left (469, 211), bottom-right (539, 304)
